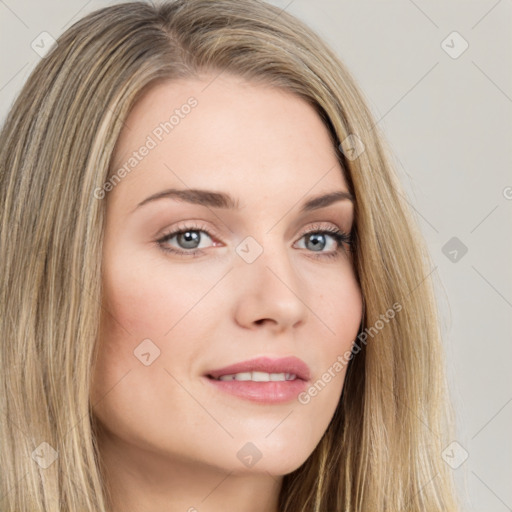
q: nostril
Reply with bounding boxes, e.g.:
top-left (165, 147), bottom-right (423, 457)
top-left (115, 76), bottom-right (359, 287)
top-left (254, 318), bottom-right (275, 326)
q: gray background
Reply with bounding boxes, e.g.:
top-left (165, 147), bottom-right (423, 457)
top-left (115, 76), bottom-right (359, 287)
top-left (1, 1), bottom-right (511, 510)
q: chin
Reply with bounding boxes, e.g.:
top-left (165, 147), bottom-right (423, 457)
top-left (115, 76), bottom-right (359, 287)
top-left (260, 456), bottom-right (311, 476)
top-left (221, 440), bottom-right (315, 477)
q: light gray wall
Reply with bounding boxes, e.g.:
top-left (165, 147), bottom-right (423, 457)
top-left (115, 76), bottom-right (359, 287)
top-left (1, 1), bottom-right (511, 510)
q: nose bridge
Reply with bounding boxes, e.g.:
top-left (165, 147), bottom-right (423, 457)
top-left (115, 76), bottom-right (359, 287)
top-left (231, 231), bottom-right (308, 329)
top-left (236, 232), bottom-right (295, 290)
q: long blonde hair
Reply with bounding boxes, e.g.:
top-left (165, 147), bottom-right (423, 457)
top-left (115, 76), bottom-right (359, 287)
top-left (0, 1), bottom-right (460, 510)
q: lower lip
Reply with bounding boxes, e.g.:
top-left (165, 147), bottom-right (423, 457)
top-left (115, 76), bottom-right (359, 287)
top-left (204, 376), bottom-right (308, 403)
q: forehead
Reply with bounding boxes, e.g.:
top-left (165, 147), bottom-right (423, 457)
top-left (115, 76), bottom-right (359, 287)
top-left (109, 74), bottom-right (349, 206)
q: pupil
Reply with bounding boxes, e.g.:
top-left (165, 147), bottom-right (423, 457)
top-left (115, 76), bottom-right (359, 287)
top-left (307, 233), bottom-right (325, 251)
top-left (179, 231), bottom-right (200, 249)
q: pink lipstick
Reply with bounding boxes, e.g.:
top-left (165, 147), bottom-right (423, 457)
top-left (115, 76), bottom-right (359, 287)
top-left (204, 356), bottom-right (310, 403)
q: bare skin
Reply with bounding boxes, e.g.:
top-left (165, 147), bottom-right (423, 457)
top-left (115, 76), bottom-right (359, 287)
top-left (90, 72), bottom-right (363, 512)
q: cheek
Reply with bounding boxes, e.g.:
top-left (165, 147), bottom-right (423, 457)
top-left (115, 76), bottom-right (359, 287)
top-left (101, 248), bottom-right (220, 339)
top-left (300, 264), bottom-right (362, 403)
top-left (90, 249), bottom-right (220, 441)
top-left (93, 246), bottom-right (227, 401)
top-left (310, 260), bottom-right (363, 344)
top-left (329, 273), bottom-right (363, 376)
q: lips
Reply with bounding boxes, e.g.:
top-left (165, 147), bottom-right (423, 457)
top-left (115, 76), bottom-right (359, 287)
top-left (204, 356), bottom-right (311, 404)
top-left (206, 356), bottom-right (311, 382)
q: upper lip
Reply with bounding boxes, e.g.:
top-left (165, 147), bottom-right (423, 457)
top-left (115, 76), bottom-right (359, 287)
top-left (206, 356), bottom-right (311, 381)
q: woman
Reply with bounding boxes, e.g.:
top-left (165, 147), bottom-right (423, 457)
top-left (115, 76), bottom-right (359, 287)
top-left (0, 0), bottom-right (460, 510)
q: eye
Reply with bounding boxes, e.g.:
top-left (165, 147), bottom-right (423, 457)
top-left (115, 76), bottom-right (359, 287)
top-left (156, 221), bottom-right (353, 259)
top-left (156, 222), bottom-right (216, 257)
top-left (295, 223), bottom-right (352, 259)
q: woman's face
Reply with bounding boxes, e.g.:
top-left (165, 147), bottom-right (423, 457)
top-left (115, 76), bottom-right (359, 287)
top-left (91, 73), bottom-right (363, 477)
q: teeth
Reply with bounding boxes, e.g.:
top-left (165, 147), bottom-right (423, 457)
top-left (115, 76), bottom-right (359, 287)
top-left (252, 371), bottom-right (269, 381)
top-left (217, 372), bottom-right (297, 382)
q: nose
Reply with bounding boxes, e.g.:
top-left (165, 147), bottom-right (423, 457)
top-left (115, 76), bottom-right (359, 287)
top-left (231, 241), bottom-right (308, 333)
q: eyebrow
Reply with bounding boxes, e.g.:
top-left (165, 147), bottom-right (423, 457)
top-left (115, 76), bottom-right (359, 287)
top-left (133, 188), bottom-right (354, 213)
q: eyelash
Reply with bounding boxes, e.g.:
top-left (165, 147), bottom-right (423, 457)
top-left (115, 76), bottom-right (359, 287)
top-left (156, 221), bottom-right (353, 260)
